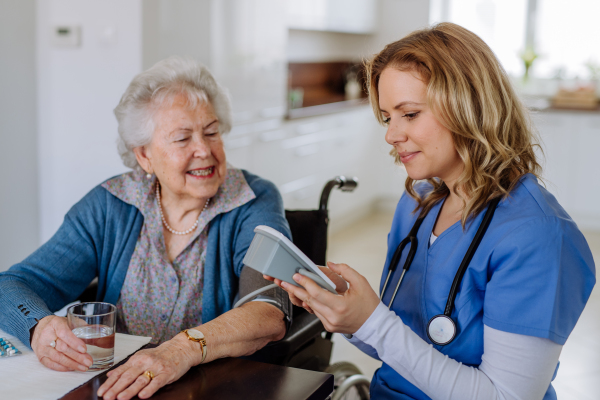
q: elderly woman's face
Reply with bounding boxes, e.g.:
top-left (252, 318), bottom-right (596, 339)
top-left (138, 95), bottom-right (227, 201)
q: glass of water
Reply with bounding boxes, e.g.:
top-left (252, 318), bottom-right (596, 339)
top-left (67, 302), bottom-right (116, 371)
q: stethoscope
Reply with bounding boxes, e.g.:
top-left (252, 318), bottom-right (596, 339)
top-left (380, 197), bottom-right (501, 346)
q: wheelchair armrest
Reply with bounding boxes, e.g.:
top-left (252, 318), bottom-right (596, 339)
top-left (281, 309), bottom-right (327, 351)
top-left (244, 307), bottom-right (328, 366)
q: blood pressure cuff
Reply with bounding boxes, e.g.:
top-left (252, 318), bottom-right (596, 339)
top-left (237, 266), bottom-right (292, 333)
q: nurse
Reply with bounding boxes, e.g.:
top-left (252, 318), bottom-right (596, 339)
top-left (267, 23), bottom-right (596, 399)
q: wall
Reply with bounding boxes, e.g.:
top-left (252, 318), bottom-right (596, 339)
top-left (36, 0), bottom-right (143, 242)
top-left (0, 0), bottom-right (39, 271)
top-left (142, 0), bottom-right (212, 70)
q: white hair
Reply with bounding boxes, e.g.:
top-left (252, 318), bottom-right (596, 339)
top-left (114, 57), bottom-right (232, 170)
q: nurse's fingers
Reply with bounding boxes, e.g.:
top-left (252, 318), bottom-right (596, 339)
top-left (291, 273), bottom-right (338, 304)
top-left (270, 277), bottom-right (308, 309)
top-left (327, 263), bottom-right (366, 287)
top-left (280, 280), bottom-right (310, 302)
top-left (320, 265), bottom-right (348, 294)
top-left (281, 279), bottom-right (331, 316)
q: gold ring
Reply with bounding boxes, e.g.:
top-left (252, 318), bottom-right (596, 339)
top-left (143, 370), bottom-right (154, 382)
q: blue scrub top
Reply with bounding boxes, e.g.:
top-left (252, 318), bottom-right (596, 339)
top-left (371, 174), bottom-right (596, 400)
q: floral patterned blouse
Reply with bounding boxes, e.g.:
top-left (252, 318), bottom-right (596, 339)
top-left (102, 167), bottom-right (255, 344)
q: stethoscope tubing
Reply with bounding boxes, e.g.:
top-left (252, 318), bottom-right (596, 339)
top-left (381, 216), bottom-right (425, 308)
top-left (381, 197), bottom-right (501, 330)
top-left (442, 197), bottom-right (501, 316)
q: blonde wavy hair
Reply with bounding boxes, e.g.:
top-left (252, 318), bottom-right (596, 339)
top-left (365, 22), bottom-right (542, 226)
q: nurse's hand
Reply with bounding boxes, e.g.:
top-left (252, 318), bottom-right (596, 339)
top-left (264, 263), bottom-right (348, 314)
top-left (275, 262), bottom-right (379, 334)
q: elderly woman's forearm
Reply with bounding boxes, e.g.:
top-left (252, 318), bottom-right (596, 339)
top-left (176, 301), bottom-right (286, 365)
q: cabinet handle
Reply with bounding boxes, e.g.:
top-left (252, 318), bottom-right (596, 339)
top-left (294, 144), bottom-right (319, 157)
top-left (296, 122), bottom-right (320, 135)
top-left (279, 175), bottom-right (317, 195)
top-left (259, 129), bottom-right (287, 142)
top-left (259, 106), bottom-right (286, 119)
top-left (225, 137), bottom-right (253, 149)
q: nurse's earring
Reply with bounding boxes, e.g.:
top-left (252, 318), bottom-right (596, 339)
top-left (146, 173), bottom-right (152, 179)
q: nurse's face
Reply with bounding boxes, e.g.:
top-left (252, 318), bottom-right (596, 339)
top-left (379, 67), bottom-right (463, 185)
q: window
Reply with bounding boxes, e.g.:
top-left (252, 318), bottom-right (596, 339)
top-left (430, 0), bottom-right (600, 80)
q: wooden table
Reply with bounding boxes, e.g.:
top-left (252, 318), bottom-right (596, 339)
top-left (60, 356), bottom-right (334, 400)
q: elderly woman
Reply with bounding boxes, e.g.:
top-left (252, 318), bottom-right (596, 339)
top-left (0, 57), bottom-right (291, 400)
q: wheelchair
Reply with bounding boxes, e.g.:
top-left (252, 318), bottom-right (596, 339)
top-left (78, 176), bottom-right (371, 400)
top-left (245, 176), bottom-right (371, 400)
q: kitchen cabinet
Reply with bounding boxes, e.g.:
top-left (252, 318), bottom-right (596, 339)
top-left (143, 0), bottom-right (287, 125)
top-left (287, 0), bottom-right (378, 34)
top-left (225, 106), bottom-right (396, 225)
top-left (533, 111), bottom-right (600, 231)
top-left (211, 0), bottom-right (288, 124)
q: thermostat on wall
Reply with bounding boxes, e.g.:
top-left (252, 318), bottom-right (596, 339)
top-left (51, 25), bottom-right (81, 48)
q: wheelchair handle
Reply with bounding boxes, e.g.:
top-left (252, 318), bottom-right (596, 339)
top-left (319, 176), bottom-right (359, 211)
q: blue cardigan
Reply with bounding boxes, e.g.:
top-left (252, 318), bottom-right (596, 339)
top-left (0, 170), bottom-right (291, 348)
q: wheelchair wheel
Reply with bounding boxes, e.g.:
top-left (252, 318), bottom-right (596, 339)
top-left (326, 362), bottom-right (370, 400)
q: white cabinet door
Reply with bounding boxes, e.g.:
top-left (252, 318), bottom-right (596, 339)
top-left (534, 111), bottom-right (600, 231)
top-left (287, 0), bottom-right (378, 34)
top-left (572, 115), bottom-right (600, 224)
top-left (211, 0), bottom-right (287, 124)
top-left (534, 112), bottom-right (577, 211)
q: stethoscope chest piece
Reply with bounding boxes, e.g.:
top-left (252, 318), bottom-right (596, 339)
top-left (426, 314), bottom-right (456, 346)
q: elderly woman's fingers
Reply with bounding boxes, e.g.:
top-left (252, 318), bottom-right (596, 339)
top-left (99, 340), bottom-right (194, 400)
top-left (138, 375), bottom-right (169, 399)
top-left (100, 366), bottom-right (145, 400)
top-left (54, 337), bottom-right (93, 369)
top-left (113, 373), bottom-right (154, 400)
top-left (54, 320), bottom-right (88, 354)
top-left (45, 347), bottom-right (88, 371)
top-left (39, 355), bottom-right (71, 372)
top-left (97, 364), bottom-right (129, 398)
top-left (31, 316), bottom-right (91, 372)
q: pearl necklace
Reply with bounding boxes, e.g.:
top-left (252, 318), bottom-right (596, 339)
top-left (156, 183), bottom-right (209, 235)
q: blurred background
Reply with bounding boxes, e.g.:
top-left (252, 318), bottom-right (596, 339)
top-left (1, 1), bottom-right (598, 398)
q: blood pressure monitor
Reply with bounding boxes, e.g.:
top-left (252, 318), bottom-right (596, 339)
top-left (243, 226), bottom-right (337, 294)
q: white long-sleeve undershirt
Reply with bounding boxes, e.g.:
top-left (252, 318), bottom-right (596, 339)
top-left (347, 302), bottom-right (562, 400)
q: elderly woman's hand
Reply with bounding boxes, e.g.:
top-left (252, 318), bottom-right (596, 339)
top-left (272, 262), bottom-right (379, 334)
top-left (264, 262), bottom-right (349, 314)
top-left (31, 315), bottom-right (93, 372)
top-left (97, 334), bottom-right (196, 400)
